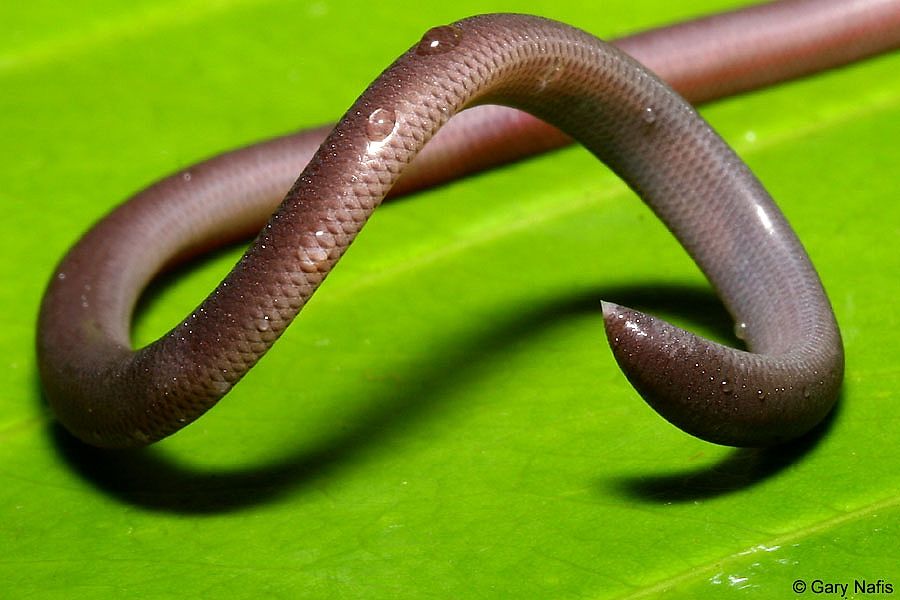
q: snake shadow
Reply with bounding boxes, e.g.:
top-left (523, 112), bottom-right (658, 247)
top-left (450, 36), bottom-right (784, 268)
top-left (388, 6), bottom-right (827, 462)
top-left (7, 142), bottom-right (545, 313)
top-left (44, 281), bottom-right (840, 513)
top-left (606, 401), bottom-right (840, 503)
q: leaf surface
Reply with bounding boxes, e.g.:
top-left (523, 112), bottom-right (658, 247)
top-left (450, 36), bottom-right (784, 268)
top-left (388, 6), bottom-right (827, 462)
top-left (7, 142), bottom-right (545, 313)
top-left (2, 0), bottom-right (898, 597)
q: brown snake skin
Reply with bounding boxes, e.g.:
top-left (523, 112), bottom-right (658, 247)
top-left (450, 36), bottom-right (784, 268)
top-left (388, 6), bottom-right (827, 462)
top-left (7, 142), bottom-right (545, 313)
top-left (37, 4), bottom-right (900, 448)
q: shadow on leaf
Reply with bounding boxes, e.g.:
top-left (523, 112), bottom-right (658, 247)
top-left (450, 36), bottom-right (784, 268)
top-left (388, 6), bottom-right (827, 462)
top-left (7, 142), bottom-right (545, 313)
top-left (607, 400), bottom-right (841, 504)
top-left (43, 281), bottom-right (836, 513)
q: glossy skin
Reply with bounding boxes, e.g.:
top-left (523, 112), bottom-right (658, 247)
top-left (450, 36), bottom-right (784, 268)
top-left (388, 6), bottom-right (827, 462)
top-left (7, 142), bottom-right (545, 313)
top-left (37, 2), bottom-right (900, 449)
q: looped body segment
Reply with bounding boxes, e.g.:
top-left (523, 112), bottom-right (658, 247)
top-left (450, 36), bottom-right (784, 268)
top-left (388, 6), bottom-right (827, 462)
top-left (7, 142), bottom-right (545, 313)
top-left (37, 10), bottom-right (861, 448)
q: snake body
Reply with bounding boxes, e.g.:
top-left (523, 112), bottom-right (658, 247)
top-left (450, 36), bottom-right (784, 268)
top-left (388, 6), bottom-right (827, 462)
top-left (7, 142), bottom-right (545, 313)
top-left (37, 2), bottom-right (900, 448)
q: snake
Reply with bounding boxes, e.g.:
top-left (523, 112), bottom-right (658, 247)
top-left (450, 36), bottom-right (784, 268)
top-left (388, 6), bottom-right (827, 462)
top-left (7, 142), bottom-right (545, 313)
top-left (36, 0), bottom-right (900, 449)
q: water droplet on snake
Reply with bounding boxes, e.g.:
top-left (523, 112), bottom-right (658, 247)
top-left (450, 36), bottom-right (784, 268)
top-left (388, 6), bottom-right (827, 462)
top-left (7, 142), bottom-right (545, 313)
top-left (365, 107), bottom-right (396, 142)
top-left (642, 107), bottom-right (656, 124)
top-left (538, 59), bottom-right (564, 90)
top-left (307, 247), bottom-right (328, 262)
top-left (212, 380), bottom-right (231, 395)
top-left (415, 25), bottom-right (462, 55)
top-left (734, 321), bottom-right (748, 340)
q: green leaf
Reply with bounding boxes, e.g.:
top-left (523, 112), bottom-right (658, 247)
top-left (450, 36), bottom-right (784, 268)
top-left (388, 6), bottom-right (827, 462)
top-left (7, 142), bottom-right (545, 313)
top-left (3, 0), bottom-right (898, 597)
